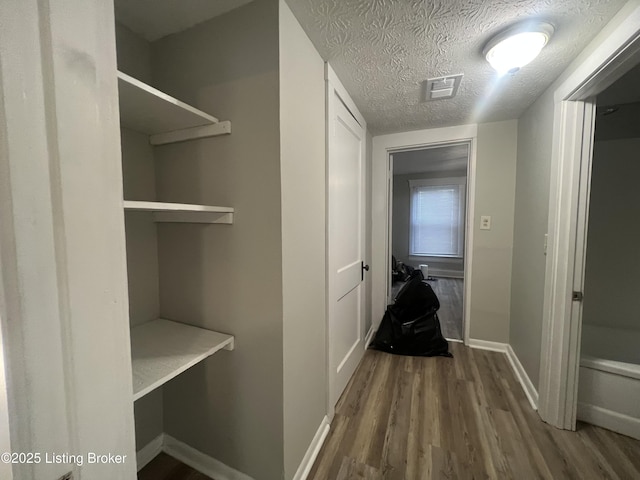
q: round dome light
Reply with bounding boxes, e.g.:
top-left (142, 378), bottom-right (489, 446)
top-left (484, 22), bottom-right (554, 75)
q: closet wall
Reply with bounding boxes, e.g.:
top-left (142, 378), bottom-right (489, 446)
top-left (115, 22), bottom-right (165, 453)
top-left (151, 2), bottom-right (284, 477)
top-left (117, 1), bottom-right (328, 478)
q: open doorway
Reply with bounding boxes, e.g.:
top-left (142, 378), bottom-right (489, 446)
top-left (576, 62), bottom-right (640, 440)
top-left (389, 143), bottom-right (470, 341)
top-left (538, 3), bottom-right (640, 432)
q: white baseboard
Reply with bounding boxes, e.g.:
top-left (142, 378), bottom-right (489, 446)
top-left (429, 269), bottom-right (464, 279)
top-left (163, 434), bottom-right (254, 480)
top-left (364, 325), bottom-right (376, 348)
top-left (578, 403), bottom-right (640, 440)
top-left (468, 339), bottom-right (539, 412)
top-left (136, 433), bottom-right (164, 471)
top-left (292, 416), bottom-right (330, 480)
top-left (445, 338), bottom-right (464, 343)
top-left (506, 345), bottom-right (539, 411)
top-left (467, 338), bottom-right (508, 353)
top-left (136, 433), bottom-right (254, 480)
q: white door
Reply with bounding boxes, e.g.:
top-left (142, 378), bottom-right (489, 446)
top-left (327, 72), bottom-right (366, 412)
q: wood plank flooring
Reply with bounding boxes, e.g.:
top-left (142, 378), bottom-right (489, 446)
top-left (138, 453), bottom-right (212, 480)
top-left (429, 278), bottom-right (463, 341)
top-left (392, 277), bottom-right (464, 340)
top-left (308, 343), bottom-right (640, 480)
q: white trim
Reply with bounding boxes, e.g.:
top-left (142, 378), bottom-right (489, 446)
top-left (577, 403), bottom-right (640, 441)
top-left (292, 416), bottom-right (330, 480)
top-left (325, 65), bottom-right (366, 129)
top-left (408, 177), bottom-right (466, 187)
top-left (539, 1), bottom-right (640, 430)
top-left (506, 345), bottom-right (539, 411)
top-left (149, 121), bottom-right (231, 146)
top-left (325, 64), bottom-right (367, 419)
top-left (364, 325), bottom-right (376, 348)
top-left (427, 269), bottom-right (465, 279)
top-left (163, 434), bottom-right (254, 480)
top-left (373, 125), bottom-right (477, 347)
top-left (467, 339), bottom-right (508, 353)
top-left (581, 356), bottom-right (640, 381)
top-left (136, 434), bottom-right (165, 472)
top-left (446, 338), bottom-right (464, 344)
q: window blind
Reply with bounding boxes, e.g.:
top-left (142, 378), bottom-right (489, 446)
top-left (410, 184), bottom-right (464, 257)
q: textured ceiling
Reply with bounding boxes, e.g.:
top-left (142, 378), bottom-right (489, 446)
top-left (286, 0), bottom-right (627, 134)
top-left (393, 144), bottom-right (469, 175)
top-left (114, 0), bottom-right (253, 41)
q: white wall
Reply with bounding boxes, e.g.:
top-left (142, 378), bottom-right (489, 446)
top-left (582, 138), bottom-right (640, 332)
top-left (279, 1), bottom-right (327, 478)
top-left (1, 0), bottom-right (137, 478)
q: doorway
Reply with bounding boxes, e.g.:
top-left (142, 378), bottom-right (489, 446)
top-left (389, 143), bottom-right (470, 341)
top-left (575, 62), bottom-right (640, 439)
top-left (538, 2), bottom-right (640, 430)
top-left (371, 124), bottom-right (477, 345)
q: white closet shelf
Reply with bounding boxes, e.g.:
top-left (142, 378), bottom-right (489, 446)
top-left (124, 200), bottom-right (234, 224)
top-left (117, 71), bottom-right (231, 144)
top-left (131, 318), bottom-right (234, 401)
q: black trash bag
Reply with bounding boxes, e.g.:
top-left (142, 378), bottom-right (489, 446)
top-left (370, 272), bottom-right (451, 357)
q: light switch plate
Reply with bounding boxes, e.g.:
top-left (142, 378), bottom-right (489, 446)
top-left (480, 216), bottom-right (491, 230)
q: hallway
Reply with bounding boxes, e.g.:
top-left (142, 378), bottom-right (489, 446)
top-left (308, 344), bottom-right (640, 479)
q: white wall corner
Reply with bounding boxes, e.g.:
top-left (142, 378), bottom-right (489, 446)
top-left (292, 416), bottom-right (330, 480)
top-left (162, 434), bottom-right (255, 480)
top-left (506, 345), bottom-right (539, 411)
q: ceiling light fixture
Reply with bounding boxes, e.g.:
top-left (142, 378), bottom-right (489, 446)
top-left (483, 22), bottom-right (554, 75)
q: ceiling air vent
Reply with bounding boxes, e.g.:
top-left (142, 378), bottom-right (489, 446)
top-left (423, 74), bottom-right (463, 101)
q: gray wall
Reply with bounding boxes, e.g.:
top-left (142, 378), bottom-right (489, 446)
top-left (392, 170), bottom-right (467, 277)
top-left (468, 120), bottom-right (518, 343)
top-left (115, 22), bottom-right (152, 84)
top-left (150, 2), bottom-right (285, 478)
top-left (509, 88), bottom-right (554, 389)
top-left (279, 2), bottom-right (327, 478)
top-left (509, 3), bottom-right (637, 390)
top-left (583, 138), bottom-right (640, 332)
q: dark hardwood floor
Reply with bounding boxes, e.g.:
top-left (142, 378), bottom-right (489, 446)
top-left (308, 343), bottom-right (640, 480)
top-left (429, 277), bottom-right (463, 340)
top-left (138, 453), bottom-right (212, 480)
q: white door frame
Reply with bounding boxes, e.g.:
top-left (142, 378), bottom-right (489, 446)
top-left (538, 1), bottom-right (640, 429)
top-left (0, 0), bottom-right (137, 476)
top-left (325, 64), bottom-right (368, 419)
top-left (372, 124), bottom-right (478, 344)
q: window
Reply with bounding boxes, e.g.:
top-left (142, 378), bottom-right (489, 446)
top-left (409, 178), bottom-right (466, 257)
